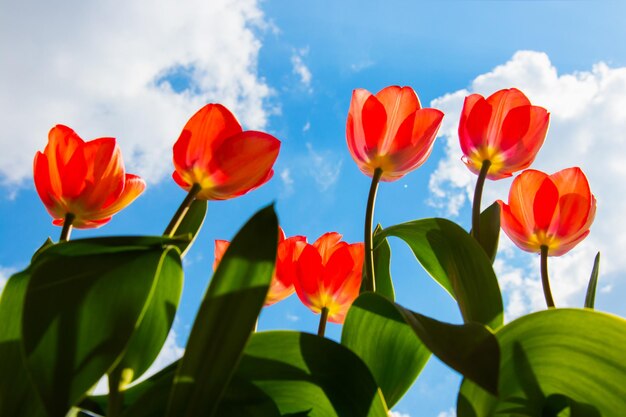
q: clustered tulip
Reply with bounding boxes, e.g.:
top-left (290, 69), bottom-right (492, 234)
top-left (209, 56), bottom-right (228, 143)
top-left (213, 227), bottom-right (306, 306)
top-left (34, 125), bottom-right (145, 235)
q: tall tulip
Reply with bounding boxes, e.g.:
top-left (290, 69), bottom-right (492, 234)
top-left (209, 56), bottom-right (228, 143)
top-left (498, 168), bottom-right (596, 307)
top-left (292, 232), bottom-right (364, 335)
top-left (34, 125), bottom-right (145, 240)
top-left (459, 88), bottom-right (549, 241)
top-left (346, 86), bottom-right (443, 293)
top-left (213, 228), bottom-right (306, 306)
top-left (165, 104), bottom-right (280, 236)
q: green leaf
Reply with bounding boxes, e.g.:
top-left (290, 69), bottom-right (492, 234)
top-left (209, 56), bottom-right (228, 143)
top-left (165, 204), bottom-right (278, 417)
top-left (400, 308), bottom-right (499, 396)
top-left (471, 202), bottom-right (500, 263)
top-left (172, 199), bottom-right (207, 257)
top-left (370, 224), bottom-right (395, 300)
top-left (21, 236), bottom-right (182, 417)
top-left (379, 218), bottom-right (503, 329)
top-left (458, 309), bottom-right (626, 417)
top-left (220, 331), bottom-right (389, 417)
top-left (584, 252), bottom-right (600, 309)
top-left (341, 292), bottom-right (430, 407)
top-left (111, 247), bottom-right (183, 385)
top-left (0, 269), bottom-right (46, 417)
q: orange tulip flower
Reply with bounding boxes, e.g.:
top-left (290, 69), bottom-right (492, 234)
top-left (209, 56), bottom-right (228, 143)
top-left (459, 88), bottom-right (549, 180)
top-left (293, 232), bottom-right (364, 325)
top-left (213, 228), bottom-right (306, 306)
top-left (33, 125), bottom-right (145, 230)
top-left (172, 104), bottom-right (280, 200)
top-left (346, 86), bottom-right (444, 181)
top-left (498, 168), bottom-right (596, 257)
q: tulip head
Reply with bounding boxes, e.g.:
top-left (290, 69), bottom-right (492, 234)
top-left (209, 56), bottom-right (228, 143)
top-left (293, 232), bottom-right (364, 324)
top-left (172, 104), bottom-right (280, 200)
top-left (459, 88), bottom-right (550, 180)
top-left (213, 227), bottom-right (306, 306)
top-left (33, 125), bottom-right (145, 228)
top-left (498, 168), bottom-right (596, 256)
top-left (347, 86), bottom-right (444, 182)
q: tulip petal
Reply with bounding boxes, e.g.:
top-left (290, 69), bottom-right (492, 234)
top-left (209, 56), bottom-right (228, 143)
top-left (181, 104), bottom-right (242, 170)
top-left (95, 174), bottom-right (146, 220)
top-left (197, 130), bottom-right (280, 200)
top-left (323, 245), bottom-right (355, 293)
top-left (376, 86), bottom-right (421, 154)
top-left (347, 89), bottom-right (387, 165)
top-left (80, 138), bottom-right (125, 210)
top-left (533, 177), bottom-right (559, 232)
top-left (46, 125), bottom-right (84, 197)
top-left (313, 232), bottom-right (345, 264)
top-left (213, 240), bottom-right (230, 271)
top-left (508, 169), bottom-right (549, 231)
top-left (172, 170), bottom-right (191, 188)
top-left (295, 244), bottom-right (324, 310)
top-left (499, 201), bottom-right (537, 253)
top-left (462, 96), bottom-right (492, 153)
top-left (33, 152), bottom-right (55, 208)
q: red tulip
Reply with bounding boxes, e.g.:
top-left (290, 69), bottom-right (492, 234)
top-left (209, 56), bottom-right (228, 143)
top-left (498, 168), bottom-right (596, 256)
top-left (293, 232), bottom-right (364, 324)
top-left (172, 104), bottom-right (280, 200)
top-left (213, 228), bottom-right (306, 306)
top-left (346, 86), bottom-right (444, 181)
top-left (459, 88), bottom-right (549, 180)
top-left (33, 125), bottom-right (145, 229)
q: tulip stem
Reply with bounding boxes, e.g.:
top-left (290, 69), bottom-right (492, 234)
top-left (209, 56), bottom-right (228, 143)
top-left (317, 307), bottom-right (329, 337)
top-left (540, 245), bottom-right (556, 308)
top-left (107, 367), bottom-right (124, 417)
top-left (59, 213), bottom-right (75, 242)
top-left (471, 160), bottom-right (491, 240)
top-left (164, 183), bottom-right (202, 237)
top-left (364, 168), bottom-right (383, 293)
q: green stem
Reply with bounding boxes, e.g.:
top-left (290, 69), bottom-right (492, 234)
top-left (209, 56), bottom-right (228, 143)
top-left (364, 168), bottom-right (383, 293)
top-left (59, 213), bottom-right (75, 242)
top-left (164, 183), bottom-right (201, 237)
top-left (471, 160), bottom-right (491, 240)
top-left (317, 307), bottom-right (329, 337)
top-left (107, 367), bottom-right (124, 417)
top-left (540, 245), bottom-right (556, 308)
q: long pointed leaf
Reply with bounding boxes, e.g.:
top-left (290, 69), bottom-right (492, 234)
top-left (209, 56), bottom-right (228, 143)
top-left (165, 205), bottom-right (278, 417)
top-left (584, 252), bottom-right (600, 309)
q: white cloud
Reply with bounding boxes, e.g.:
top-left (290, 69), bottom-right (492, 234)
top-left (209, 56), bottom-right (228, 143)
top-left (389, 411), bottom-right (411, 417)
top-left (436, 408), bottom-right (456, 417)
top-left (0, 0), bottom-right (274, 188)
top-left (350, 59), bottom-right (375, 73)
top-left (93, 328), bottom-right (184, 394)
top-left (303, 121), bottom-right (311, 132)
top-left (286, 312), bottom-right (300, 322)
top-left (291, 48), bottom-right (313, 92)
top-left (429, 51), bottom-right (626, 317)
top-left (279, 168), bottom-right (294, 195)
top-left (306, 142), bottom-right (343, 191)
top-left (0, 266), bottom-right (16, 297)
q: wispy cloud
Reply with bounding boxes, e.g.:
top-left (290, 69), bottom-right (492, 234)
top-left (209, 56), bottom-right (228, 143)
top-left (429, 50), bottom-right (626, 317)
top-left (306, 142), bottom-right (342, 191)
top-left (436, 408), bottom-right (456, 417)
top-left (388, 411), bottom-right (411, 417)
top-left (0, 0), bottom-right (274, 188)
top-left (291, 48), bottom-right (313, 92)
top-left (279, 167), bottom-right (295, 196)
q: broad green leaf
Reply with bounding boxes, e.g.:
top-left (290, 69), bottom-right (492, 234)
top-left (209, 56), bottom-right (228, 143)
top-left (21, 237), bottom-right (182, 417)
top-left (0, 269), bottom-right (46, 417)
top-left (111, 247), bottom-right (183, 385)
top-left (165, 205), bottom-right (278, 417)
top-left (379, 218), bottom-right (503, 329)
top-left (172, 199), bottom-right (207, 257)
top-left (341, 292), bottom-right (430, 407)
top-left (458, 309), bottom-right (626, 417)
top-left (219, 331), bottom-right (389, 417)
top-left (584, 252), bottom-right (600, 309)
top-left (472, 202), bottom-right (500, 263)
top-left (400, 308), bottom-right (499, 396)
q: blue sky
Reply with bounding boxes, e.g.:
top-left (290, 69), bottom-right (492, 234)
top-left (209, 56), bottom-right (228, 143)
top-left (2, 1), bottom-right (626, 416)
